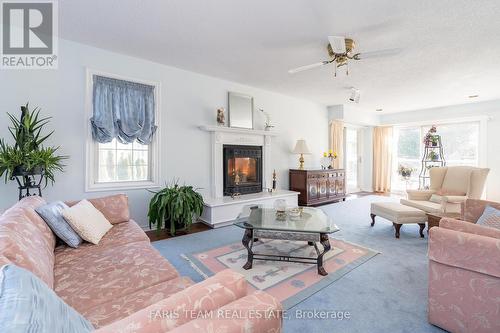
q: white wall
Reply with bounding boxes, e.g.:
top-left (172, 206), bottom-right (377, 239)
top-left (0, 39), bottom-right (329, 228)
top-left (380, 100), bottom-right (500, 201)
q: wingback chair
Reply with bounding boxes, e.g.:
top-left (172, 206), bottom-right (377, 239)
top-left (402, 166), bottom-right (490, 214)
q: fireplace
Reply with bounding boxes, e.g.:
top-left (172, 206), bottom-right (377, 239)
top-left (223, 145), bottom-right (262, 196)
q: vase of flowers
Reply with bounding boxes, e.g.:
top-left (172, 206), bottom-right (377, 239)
top-left (398, 165), bottom-right (415, 180)
top-left (321, 150), bottom-right (338, 169)
top-left (429, 151), bottom-right (440, 161)
top-left (423, 125), bottom-right (439, 147)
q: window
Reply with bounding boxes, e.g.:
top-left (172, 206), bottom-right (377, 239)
top-left (391, 121), bottom-right (481, 192)
top-left (85, 70), bottom-right (160, 191)
top-left (96, 139), bottom-right (150, 183)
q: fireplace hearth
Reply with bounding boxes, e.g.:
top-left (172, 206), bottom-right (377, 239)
top-left (223, 145), bottom-right (262, 196)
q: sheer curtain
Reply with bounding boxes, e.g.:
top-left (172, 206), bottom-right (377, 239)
top-left (373, 126), bottom-right (393, 192)
top-left (329, 120), bottom-right (344, 169)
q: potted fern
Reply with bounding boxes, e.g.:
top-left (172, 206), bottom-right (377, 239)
top-left (0, 103), bottom-right (67, 199)
top-left (148, 182), bottom-right (204, 235)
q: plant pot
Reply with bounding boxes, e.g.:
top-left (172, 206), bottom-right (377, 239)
top-left (12, 165), bottom-right (44, 177)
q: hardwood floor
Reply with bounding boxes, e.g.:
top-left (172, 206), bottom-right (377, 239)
top-left (146, 222), bottom-right (211, 242)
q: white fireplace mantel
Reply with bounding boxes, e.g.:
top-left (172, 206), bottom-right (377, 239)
top-left (198, 125), bottom-right (298, 227)
top-left (199, 125), bottom-right (278, 198)
top-left (198, 125), bottom-right (279, 137)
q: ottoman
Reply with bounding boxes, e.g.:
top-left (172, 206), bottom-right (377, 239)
top-left (370, 202), bottom-right (427, 238)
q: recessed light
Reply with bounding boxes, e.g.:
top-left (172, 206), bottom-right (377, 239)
top-left (376, 108), bottom-right (383, 112)
top-left (468, 95), bottom-right (479, 98)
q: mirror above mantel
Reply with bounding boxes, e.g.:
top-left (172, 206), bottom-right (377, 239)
top-left (228, 92), bottom-right (254, 129)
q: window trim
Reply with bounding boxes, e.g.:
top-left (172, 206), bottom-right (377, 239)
top-left (85, 69), bottom-right (161, 192)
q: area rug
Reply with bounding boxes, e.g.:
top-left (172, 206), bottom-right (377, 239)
top-left (182, 238), bottom-right (379, 309)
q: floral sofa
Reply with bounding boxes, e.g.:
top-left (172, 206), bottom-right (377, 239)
top-left (428, 199), bottom-right (500, 333)
top-left (0, 195), bottom-right (282, 332)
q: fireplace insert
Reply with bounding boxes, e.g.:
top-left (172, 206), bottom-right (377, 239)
top-left (223, 145), bottom-right (262, 196)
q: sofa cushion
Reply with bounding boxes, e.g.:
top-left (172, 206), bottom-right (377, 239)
top-left (468, 168), bottom-right (490, 199)
top-left (476, 206), bottom-right (500, 230)
top-left (441, 167), bottom-right (472, 196)
top-left (0, 264), bottom-right (94, 333)
top-left (429, 226), bottom-right (500, 278)
top-left (54, 219), bottom-right (149, 266)
top-left (429, 194), bottom-right (442, 204)
top-left (0, 196), bottom-right (56, 288)
top-left (36, 201), bottom-right (83, 248)
top-left (93, 269), bottom-right (248, 333)
top-left (440, 218), bottom-right (500, 239)
top-left (400, 198), bottom-right (442, 213)
top-left (84, 276), bottom-right (194, 328)
top-left (170, 291), bottom-right (283, 333)
top-left (54, 241), bottom-right (179, 314)
top-left (62, 199), bottom-right (113, 244)
top-left (66, 194), bottom-right (130, 224)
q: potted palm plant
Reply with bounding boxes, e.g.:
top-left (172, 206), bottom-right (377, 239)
top-left (147, 181), bottom-right (204, 235)
top-left (0, 103), bottom-right (67, 199)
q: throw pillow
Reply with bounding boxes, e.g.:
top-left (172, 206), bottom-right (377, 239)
top-left (0, 264), bottom-right (94, 333)
top-left (429, 194), bottom-right (442, 204)
top-left (36, 201), bottom-right (83, 248)
top-left (62, 199), bottom-right (112, 244)
top-left (476, 205), bottom-right (500, 229)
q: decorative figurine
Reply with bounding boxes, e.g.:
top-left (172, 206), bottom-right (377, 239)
top-left (217, 107), bottom-right (225, 126)
top-left (259, 108), bottom-right (274, 131)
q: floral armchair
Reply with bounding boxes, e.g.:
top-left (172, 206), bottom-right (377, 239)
top-left (428, 199), bottom-right (500, 333)
top-left (402, 166), bottom-right (489, 214)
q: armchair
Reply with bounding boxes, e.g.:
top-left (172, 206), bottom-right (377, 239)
top-left (428, 217), bottom-right (500, 333)
top-left (402, 166), bottom-right (489, 214)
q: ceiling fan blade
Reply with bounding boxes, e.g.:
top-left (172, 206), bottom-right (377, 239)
top-left (288, 61), bottom-right (330, 74)
top-left (355, 48), bottom-right (402, 60)
top-left (328, 36), bottom-right (346, 54)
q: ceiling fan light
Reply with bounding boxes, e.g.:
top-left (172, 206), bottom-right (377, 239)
top-left (328, 36), bottom-right (346, 54)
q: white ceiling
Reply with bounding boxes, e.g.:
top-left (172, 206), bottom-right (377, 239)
top-left (59, 0), bottom-right (500, 113)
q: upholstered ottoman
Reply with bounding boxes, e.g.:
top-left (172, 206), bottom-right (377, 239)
top-left (370, 202), bottom-right (427, 238)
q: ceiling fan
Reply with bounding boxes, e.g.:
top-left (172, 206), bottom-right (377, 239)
top-left (288, 36), bottom-right (400, 76)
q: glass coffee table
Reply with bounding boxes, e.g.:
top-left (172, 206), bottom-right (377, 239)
top-left (234, 207), bottom-right (339, 276)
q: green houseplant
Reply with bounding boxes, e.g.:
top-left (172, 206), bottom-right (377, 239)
top-left (148, 182), bottom-right (204, 235)
top-left (0, 103), bottom-right (67, 192)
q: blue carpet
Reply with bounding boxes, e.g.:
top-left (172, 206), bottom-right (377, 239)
top-left (152, 195), bottom-right (445, 333)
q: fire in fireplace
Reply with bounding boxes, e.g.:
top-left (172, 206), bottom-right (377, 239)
top-left (223, 145), bottom-right (262, 196)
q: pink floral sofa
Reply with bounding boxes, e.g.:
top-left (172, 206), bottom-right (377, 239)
top-left (428, 199), bottom-right (500, 333)
top-left (0, 195), bottom-right (282, 332)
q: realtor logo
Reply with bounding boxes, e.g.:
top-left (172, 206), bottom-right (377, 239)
top-left (1, 1), bottom-right (58, 69)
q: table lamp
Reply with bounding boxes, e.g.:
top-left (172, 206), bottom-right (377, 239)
top-left (293, 139), bottom-right (311, 170)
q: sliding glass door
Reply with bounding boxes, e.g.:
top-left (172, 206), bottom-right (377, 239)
top-left (345, 127), bottom-right (360, 192)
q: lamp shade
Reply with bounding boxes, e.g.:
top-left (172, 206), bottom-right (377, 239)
top-left (292, 139), bottom-right (311, 154)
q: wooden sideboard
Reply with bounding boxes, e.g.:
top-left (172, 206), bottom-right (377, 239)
top-left (289, 169), bottom-right (346, 206)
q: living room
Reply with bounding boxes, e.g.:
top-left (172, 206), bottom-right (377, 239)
top-left (0, 1), bottom-right (499, 333)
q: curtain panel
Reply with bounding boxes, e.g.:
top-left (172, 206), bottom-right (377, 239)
top-left (91, 75), bottom-right (157, 144)
top-left (329, 120), bottom-right (344, 169)
top-left (373, 126), bottom-right (393, 192)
